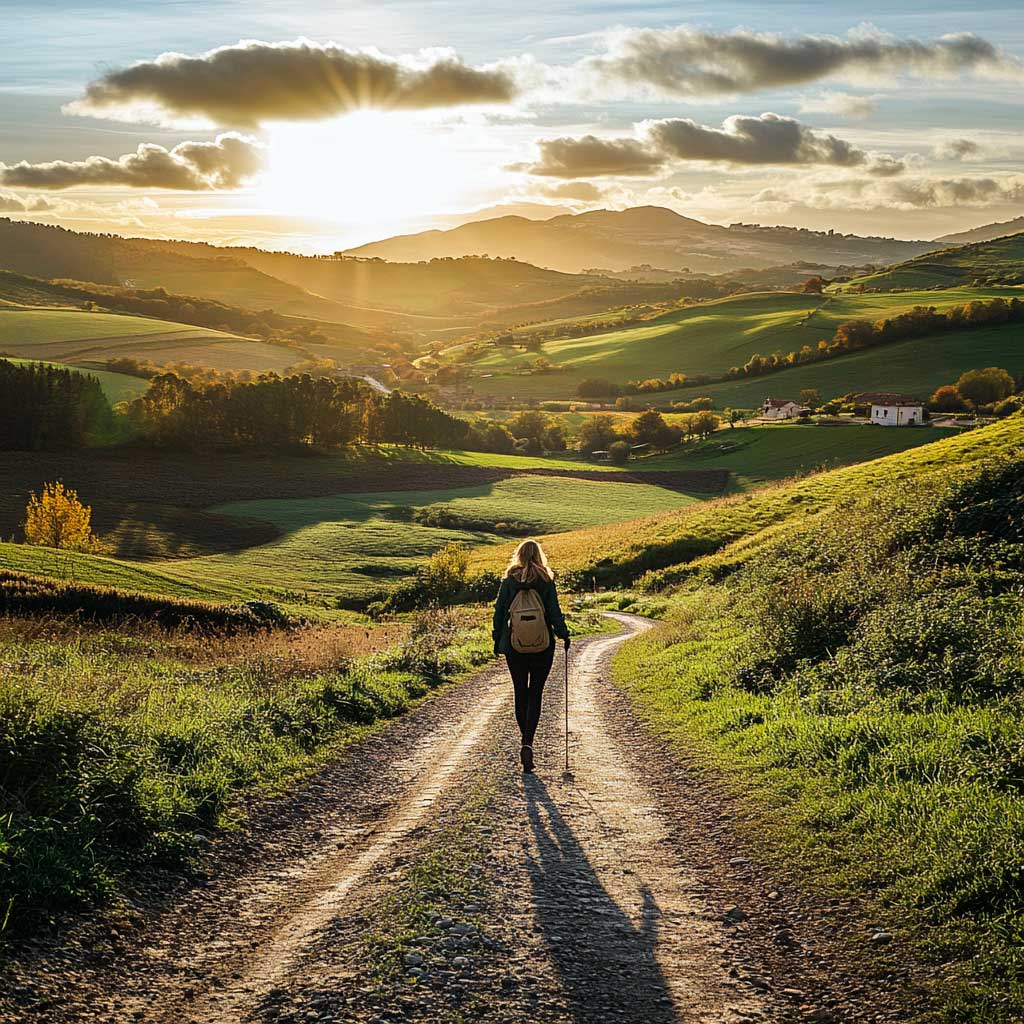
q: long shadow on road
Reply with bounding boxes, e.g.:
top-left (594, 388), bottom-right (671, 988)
top-left (523, 773), bottom-right (677, 1023)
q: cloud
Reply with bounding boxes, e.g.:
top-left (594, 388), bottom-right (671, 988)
top-left (583, 24), bottom-right (1024, 98)
top-left (515, 112), bottom-right (904, 178)
top-left (65, 39), bottom-right (518, 126)
top-left (755, 173), bottom-right (1024, 211)
top-left (933, 137), bottom-right (983, 161)
top-left (0, 192), bottom-right (54, 212)
top-left (797, 91), bottom-right (878, 118)
top-left (512, 134), bottom-right (665, 177)
top-left (0, 133), bottom-right (264, 191)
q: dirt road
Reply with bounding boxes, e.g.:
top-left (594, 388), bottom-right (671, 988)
top-left (2, 614), bottom-right (918, 1023)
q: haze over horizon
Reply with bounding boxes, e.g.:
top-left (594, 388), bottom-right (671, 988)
top-left (3, 1), bottom-right (1024, 254)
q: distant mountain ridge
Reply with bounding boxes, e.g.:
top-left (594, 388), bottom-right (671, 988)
top-left (0, 218), bottom-right (716, 337)
top-left (343, 205), bottom-right (941, 275)
top-left (938, 217), bottom-right (1024, 245)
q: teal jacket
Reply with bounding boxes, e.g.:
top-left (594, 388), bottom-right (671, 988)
top-left (492, 574), bottom-right (569, 655)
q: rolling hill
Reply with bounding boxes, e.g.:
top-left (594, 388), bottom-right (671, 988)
top-left (847, 231), bottom-right (1024, 290)
top-left (448, 285), bottom-right (1023, 402)
top-left (0, 219), bottom-right (701, 337)
top-left (344, 206), bottom-right (940, 275)
top-left (469, 413), bottom-right (1023, 583)
top-left (938, 216), bottom-right (1024, 245)
top-left (0, 307), bottom-right (300, 373)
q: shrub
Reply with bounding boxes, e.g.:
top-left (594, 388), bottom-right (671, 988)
top-left (609, 440), bottom-right (631, 465)
top-left (23, 482), bottom-right (105, 553)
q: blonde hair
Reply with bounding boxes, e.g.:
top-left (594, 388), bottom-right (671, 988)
top-left (505, 538), bottom-right (553, 584)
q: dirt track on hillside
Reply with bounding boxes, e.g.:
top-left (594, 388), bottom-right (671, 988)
top-left (1, 616), bottom-right (927, 1023)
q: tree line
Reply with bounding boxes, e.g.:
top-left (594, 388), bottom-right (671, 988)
top-left (725, 296), bottom-right (1024, 381)
top-left (0, 360), bottom-right (114, 449)
top-left (124, 373), bottom-right (502, 451)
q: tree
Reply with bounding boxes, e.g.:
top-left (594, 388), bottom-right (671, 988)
top-left (800, 389), bottom-right (822, 411)
top-left (630, 409), bottom-right (680, 449)
top-left (481, 422), bottom-right (515, 453)
top-left (956, 367), bottom-right (1016, 407)
top-left (609, 440), bottom-right (631, 465)
top-left (579, 414), bottom-right (620, 453)
top-left (542, 424), bottom-right (567, 451)
top-left (24, 481), bottom-right (105, 552)
top-left (691, 410), bottom-right (718, 438)
top-left (929, 385), bottom-right (967, 413)
top-left (802, 276), bottom-right (827, 294)
top-left (507, 410), bottom-right (548, 443)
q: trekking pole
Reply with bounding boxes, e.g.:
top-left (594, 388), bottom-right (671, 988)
top-left (564, 642), bottom-right (570, 772)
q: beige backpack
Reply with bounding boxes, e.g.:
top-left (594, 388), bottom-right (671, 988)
top-left (508, 588), bottom-right (550, 653)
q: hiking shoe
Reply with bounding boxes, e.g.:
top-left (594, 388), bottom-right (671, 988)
top-left (520, 745), bottom-right (535, 772)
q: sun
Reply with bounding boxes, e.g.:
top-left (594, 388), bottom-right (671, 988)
top-left (259, 111), bottom-right (472, 228)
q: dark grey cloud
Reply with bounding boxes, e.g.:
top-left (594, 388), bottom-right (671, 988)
top-left (933, 138), bottom-right (982, 160)
top-left (647, 112), bottom-right (866, 166)
top-left (0, 133), bottom-right (263, 190)
top-left (516, 113), bottom-right (903, 178)
top-left (66, 39), bottom-right (518, 126)
top-left (587, 25), bottom-right (1024, 97)
top-left (513, 134), bottom-right (665, 177)
top-left (882, 175), bottom-right (1024, 206)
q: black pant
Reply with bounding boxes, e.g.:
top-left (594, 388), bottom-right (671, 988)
top-left (505, 644), bottom-right (555, 746)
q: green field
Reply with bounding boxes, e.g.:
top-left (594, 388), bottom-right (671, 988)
top-left (0, 473), bottom-right (701, 610)
top-left (640, 423), bottom-right (960, 487)
top-left (695, 322), bottom-right (1024, 407)
top-left (471, 415), bottom-right (1023, 580)
top-left (452, 286), bottom-right (1022, 402)
top-left (0, 307), bottom-right (298, 372)
top-left (847, 231), bottom-right (1024, 290)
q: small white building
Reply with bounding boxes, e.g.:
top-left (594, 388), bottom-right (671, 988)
top-left (761, 397), bottom-right (806, 420)
top-left (862, 392), bottom-right (924, 427)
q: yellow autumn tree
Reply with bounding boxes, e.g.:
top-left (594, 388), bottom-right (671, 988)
top-left (23, 481), bottom-right (105, 553)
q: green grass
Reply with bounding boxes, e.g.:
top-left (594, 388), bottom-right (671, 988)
top-left (848, 232), bottom-right (1024, 290)
top-left (0, 475), bottom-right (701, 611)
top-left (612, 451), bottom-right (1024, 1022)
top-left (637, 423), bottom-right (960, 488)
top-left (696, 321), bottom-right (1024, 407)
top-left (470, 415), bottom-right (1024, 583)
top-left (3, 357), bottom-right (149, 403)
top-left (0, 609), bottom-right (491, 931)
top-left (451, 286), bottom-right (1022, 402)
top-left (0, 308), bottom-right (298, 373)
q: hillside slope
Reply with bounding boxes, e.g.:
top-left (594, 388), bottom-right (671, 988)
top-left (0, 219), bottom-right (674, 335)
top-left (453, 285), bottom-right (1023, 401)
top-left (613, 420), bottom-right (1024, 1021)
top-left (470, 415), bottom-right (1023, 583)
top-left (0, 307), bottom-right (301, 374)
top-left (938, 216), bottom-right (1024, 245)
top-left (345, 206), bottom-right (939, 275)
top-left (848, 231), bottom-right (1024, 289)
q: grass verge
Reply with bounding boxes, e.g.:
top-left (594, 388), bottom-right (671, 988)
top-left (612, 456), bottom-right (1024, 1022)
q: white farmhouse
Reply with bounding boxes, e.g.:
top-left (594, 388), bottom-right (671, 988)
top-left (862, 392), bottom-right (924, 427)
top-left (761, 397), bottom-right (806, 420)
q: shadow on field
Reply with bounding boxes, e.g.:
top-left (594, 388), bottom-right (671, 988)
top-left (522, 775), bottom-right (676, 1022)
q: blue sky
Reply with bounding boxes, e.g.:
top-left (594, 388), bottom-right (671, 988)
top-left (1, 1), bottom-right (1022, 248)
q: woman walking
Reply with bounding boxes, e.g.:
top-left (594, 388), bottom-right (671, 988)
top-left (492, 539), bottom-right (570, 772)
